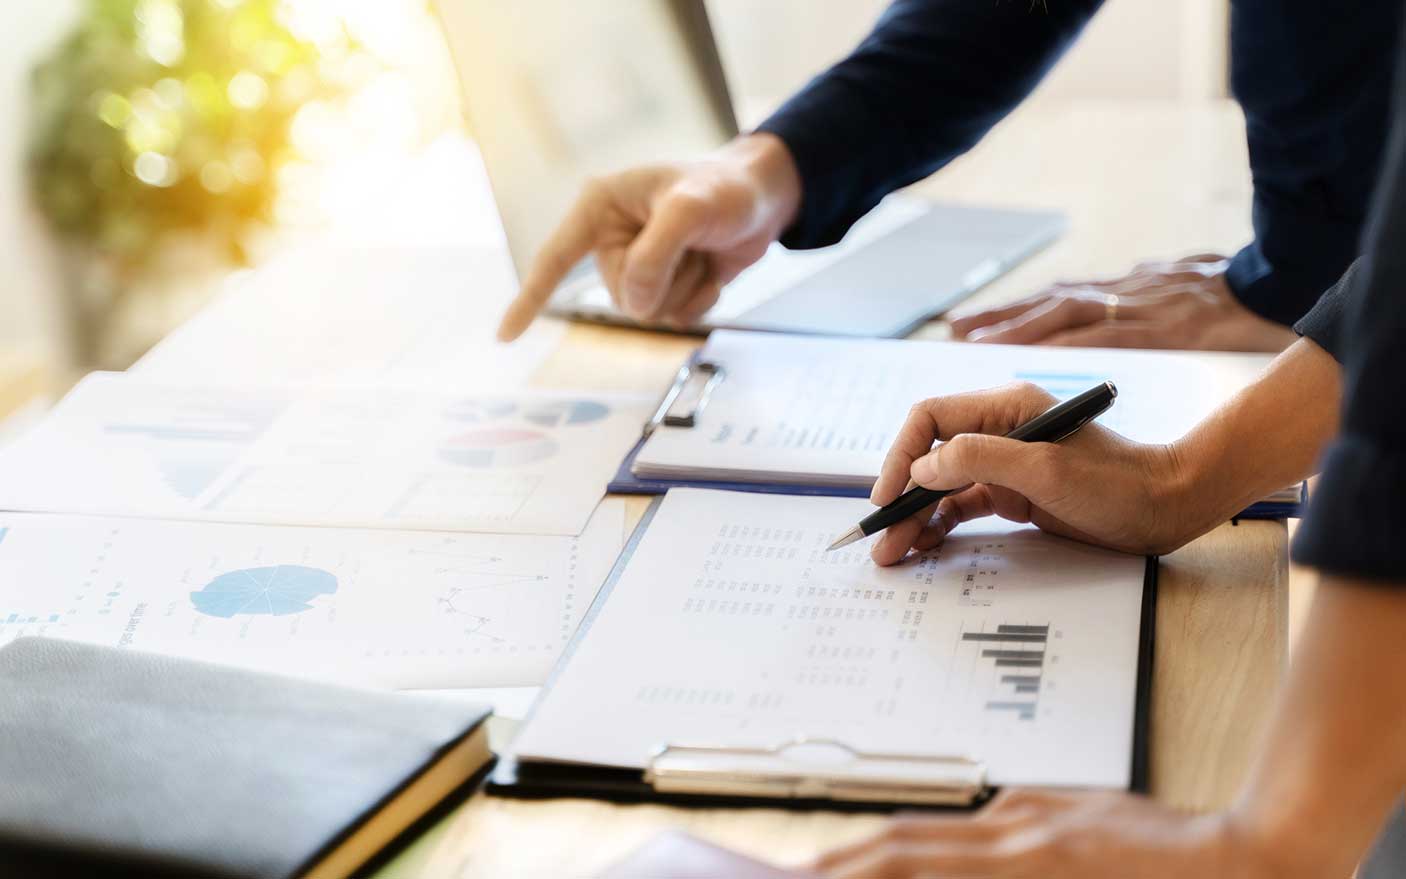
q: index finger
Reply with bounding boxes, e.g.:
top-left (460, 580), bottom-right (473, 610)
top-left (870, 384), bottom-right (1053, 506)
top-left (496, 192), bottom-right (600, 341)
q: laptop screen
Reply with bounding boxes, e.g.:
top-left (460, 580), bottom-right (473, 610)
top-left (433, 0), bottom-right (738, 281)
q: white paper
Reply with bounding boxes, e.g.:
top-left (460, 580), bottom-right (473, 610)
top-left (514, 489), bottom-right (1146, 789)
top-left (0, 500), bottom-right (626, 689)
top-left (134, 245), bottom-right (564, 392)
top-left (635, 330), bottom-right (1272, 486)
top-left (0, 373), bottom-right (648, 535)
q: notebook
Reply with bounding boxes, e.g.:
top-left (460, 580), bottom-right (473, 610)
top-left (0, 637), bottom-right (492, 879)
top-left (495, 489), bottom-right (1155, 808)
top-left (623, 331), bottom-right (1300, 513)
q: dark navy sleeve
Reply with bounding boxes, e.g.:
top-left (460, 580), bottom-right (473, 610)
top-left (754, 0), bottom-right (1102, 249)
top-left (1292, 14), bottom-right (1406, 583)
top-left (1223, 0), bottom-right (1401, 327)
top-left (1292, 256), bottom-right (1358, 362)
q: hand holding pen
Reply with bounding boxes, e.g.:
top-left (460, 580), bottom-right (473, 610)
top-left (832, 381), bottom-right (1200, 566)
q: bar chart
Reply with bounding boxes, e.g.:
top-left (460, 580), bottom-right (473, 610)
top-left (961, 623), bottom-right (1049, 721)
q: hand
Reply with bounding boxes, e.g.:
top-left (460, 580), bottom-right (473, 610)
top-left (496, 133), bottom-right (802, 340)
top-left (949, 255), bottom-right (1298, 352)
top-left (811, 788), bottom-right (1303, 879)
top-left (868, 382), bottom-right (1197, 566)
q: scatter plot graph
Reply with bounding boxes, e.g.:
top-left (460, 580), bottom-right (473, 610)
top-left (434, 586), bottom-right (508, 643)
top-left (407, 546), bottom-right (504, 570)
top-left (418, 538), bottom-right (561, 644)
top-left (191, 565), bottom-right (337, 618)
top-left (438, 428), bottom-right (559, 468)
top-left (523, 400), bottom-right (610, 428)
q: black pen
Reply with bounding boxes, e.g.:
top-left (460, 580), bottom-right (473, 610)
top-left (825, 381), bottom-right (1118, 551)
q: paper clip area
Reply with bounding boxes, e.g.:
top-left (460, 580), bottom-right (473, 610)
top-left (645, 737), bottom-right (987, 806)
top-left (644, 360), bottom-right (725, 436)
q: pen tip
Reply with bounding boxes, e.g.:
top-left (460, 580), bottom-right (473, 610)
top-left (825, 526), bottom-right (865, 552)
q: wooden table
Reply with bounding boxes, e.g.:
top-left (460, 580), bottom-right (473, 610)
top-left (377, 99), bottom-right (1288, 878)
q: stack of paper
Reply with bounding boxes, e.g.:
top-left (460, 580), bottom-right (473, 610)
top-left (0, 374), bottom-right (647, 536)
top-left (632, 332), bottom-right (1291, 506)
top-left (134, 245), bottom-right (565, 391)
top-left (0, 245), bottom-right (642, 693)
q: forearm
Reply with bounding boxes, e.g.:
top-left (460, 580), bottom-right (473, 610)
top-left (1225, 578), bottom-right (1406, 874)
top-left (756, 0), bottom-right (1101, 248)
top-left (1168, 338), bottom-right (1341, 537)
top-left (725, 133), bottom-right (803, 242)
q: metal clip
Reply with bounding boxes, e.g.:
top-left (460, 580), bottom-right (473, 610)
top-left (645, 737), bottom-right (987, 806)
top-left (644, 359), bottom-right (725, 437)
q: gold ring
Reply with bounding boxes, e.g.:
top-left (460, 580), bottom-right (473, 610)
top-left (1103, 293), bottom-right (1120, 322)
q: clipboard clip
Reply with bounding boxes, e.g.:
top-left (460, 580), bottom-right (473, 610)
top-left (643, 359), bottom-right (725, 437)
top-left (645, 737), bottom-right (988, 806)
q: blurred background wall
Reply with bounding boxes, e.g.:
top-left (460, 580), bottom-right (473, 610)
top-left (710, 0), bottom-right (1229, 121)
top-left (1, 0), bottom-right (80, 367)
top-left (0, 0), bottom-right (1231, 393)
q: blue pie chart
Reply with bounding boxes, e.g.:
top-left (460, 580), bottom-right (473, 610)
top-left (191, 565), bottom-right (337, 618)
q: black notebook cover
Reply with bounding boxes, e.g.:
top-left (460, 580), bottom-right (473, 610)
top-left (0, 637), bottom-right (491, 878)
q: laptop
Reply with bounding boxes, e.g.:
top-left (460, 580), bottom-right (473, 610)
top-left (434, 0), bottom-right (1066, 338)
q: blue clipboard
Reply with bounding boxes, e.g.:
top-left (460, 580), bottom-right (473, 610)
top-left (610, 439), bottom-right (1304, 518)
top-left (613, 350), bottom-right (1305, 519)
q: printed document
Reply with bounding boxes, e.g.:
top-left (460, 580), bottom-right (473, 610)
top-left (634, 330), bottom-right (1272, 487)
top-left (0, 500), bottom-right (626, 688)
top-left (134, 245), bottom-right (564, 391)
top-left (0, 373), bottom-right (647, 535)
top-left (514, 489), bottom-right (1147, 789)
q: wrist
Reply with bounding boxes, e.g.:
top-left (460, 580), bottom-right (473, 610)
top-left (1150, 434), bottom-right (1231, 550)
top-left (1218, 796), bottom-right (1367, 879)
top-left (728, 133), bottom-right (802, 239)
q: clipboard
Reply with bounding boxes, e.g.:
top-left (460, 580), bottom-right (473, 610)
top-left (608, 350), bottom-right (1304, 519)
top-left (487, 497), bottom-right (1160, 812)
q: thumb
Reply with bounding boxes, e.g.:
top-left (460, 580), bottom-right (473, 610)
top-left (911, 434), bottom-right (1060, 498)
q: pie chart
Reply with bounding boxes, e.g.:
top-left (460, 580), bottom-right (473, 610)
top-left (439, 428), bottom-right (559, 468)
top-left (190, 565), bottom-right (337, 618)
top-left (444, 399), bottom-right (517, 423)
top-left (524, 400), bottom-right (610, 428)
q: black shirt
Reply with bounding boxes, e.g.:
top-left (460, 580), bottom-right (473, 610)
top-left (1292, 10), bottom-right (1406, 583)
top-left (756, 0), bottom-right (1400, 327)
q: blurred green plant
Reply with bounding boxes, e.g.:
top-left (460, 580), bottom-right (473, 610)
top-left (27, 0), bottom-right (344, 269)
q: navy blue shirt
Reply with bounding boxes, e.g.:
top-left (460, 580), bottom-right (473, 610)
top-left (1293, 9), bottom-right (1406, 583)
top-left (757, 0), bottom-right (1400, 327)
